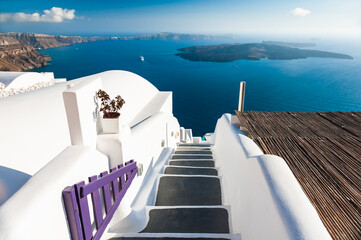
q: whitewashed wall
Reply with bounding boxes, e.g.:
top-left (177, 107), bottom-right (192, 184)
top-left (0, 70), bottom-right (180, 240)
top-left (0, 70), bottom-right (175, 204)
top-left (213, 114), bottom-right (331, 240)
top-left (70, 70), bottom-right (160, 126)
top-left (0, 72), bottom-right (54, 89)
top-left (108, 112), bottom-right (180, 228)
top-left (0, 83), bottom-right (70, 176)
top-left (0, 146), bottom-right (109, 240)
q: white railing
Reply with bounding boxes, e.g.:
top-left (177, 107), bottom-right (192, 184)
top-left (212, 114), bottom-right (331, 240)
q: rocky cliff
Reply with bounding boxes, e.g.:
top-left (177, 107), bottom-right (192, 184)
top-left (0, 32), bottom-right (236, 71)
top-left (119, 32), bottom-right (236, 41)
top-left (0, 44), bottom-right (51, 71)
top-left (0, 33), bottom-right (112, 71)
top-left (0, 32), bottom-right (111, 49)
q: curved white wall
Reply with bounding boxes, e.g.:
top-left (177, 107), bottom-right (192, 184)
top-left (6, 72), bottom-right (54, 90)
top-left (213, 114), bottom-right (331, 240)
top-left (0, 72), bottom-right (27, 86)
top-left (0, 70), bottom-right (173, 205)
top-left (0, 82), bottom-right (70, 176)
top-left (0, 70), bottom-right (180, 240)
top-left (108, 112), bottom-right (180, 228)
top-left (0, 146), bottom-right (109, 240)
top-left (70, 70), bottom-right (159, 126)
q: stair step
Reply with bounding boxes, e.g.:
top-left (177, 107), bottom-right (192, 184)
top-left (108, 232), bottom-right (242, 240)
top-left (110, 236), bottom-right (231, 240)
top-left (169, 160), bottom-right (215, 167)
top-left (174, 150), bottom-right (212, 155)
top-left (164, 166), bottom-right (218, 176)
top-left (156, 176), bottom-right (222, 206)
top-left (178, 144), bottom-right (211, 147)
top-left (141, 207), bottom-right (230, 233)
top-left (172, 155), bottom-right (213, 159)
top-left (176, 147), bottom-right (211, 151)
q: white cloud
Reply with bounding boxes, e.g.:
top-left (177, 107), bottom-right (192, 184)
top-left (291, 8), bottom-right (311, 17)
top-left (0, 7), bottom-right (76, 23)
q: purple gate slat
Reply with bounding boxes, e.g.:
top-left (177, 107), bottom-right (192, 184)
top-left (62, 160), bottom-right (138, 240)
top-left (89, 175), bottom-right (103, 230)
top-left (92, 165), bottom-right (137, 240)
top-left (110, 168), bottom-right (119, 200)
top-left (118, 164), bottom-right (125, 190)
top-left (75, 182), bottom-right (93, 240)
top-left (100, 171), bottom-right (112, 214)
top-left (82, 163), bottom-right (136, 196)
top-left (125, 160), bottom-right (132, 181)
top-left (62, 186), bottom-right (83, 240)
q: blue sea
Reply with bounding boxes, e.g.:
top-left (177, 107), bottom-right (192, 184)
top-left (32, 37), bottom-right (361, 136)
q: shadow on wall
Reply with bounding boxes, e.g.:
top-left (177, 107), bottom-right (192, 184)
top-left (0, 166), bottom-right (31, 206)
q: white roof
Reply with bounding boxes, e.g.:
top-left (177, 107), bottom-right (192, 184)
top-left (0, 72), bottom-right (54, 88)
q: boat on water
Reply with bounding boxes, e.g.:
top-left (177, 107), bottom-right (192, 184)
top-left (140, 56), bottom-right (144, 61)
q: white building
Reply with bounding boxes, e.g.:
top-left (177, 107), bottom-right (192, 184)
top-left (0, 71), bottom-right (66, 98)
top-left (0, 70), bottom-right (331, 240)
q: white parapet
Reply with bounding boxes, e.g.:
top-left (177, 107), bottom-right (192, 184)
top-left (0, 72), bottom-right (56, 98)
top-left (0, 70), bottom-right (181, 240)
top-left (180, 128), bottom-right (193, 143)
top-left (0, 146), bottom-right (109, 240)
top-left (63, 77), bottom-right (102, 146)
top-left (212, 114), bottom-right (331, 240)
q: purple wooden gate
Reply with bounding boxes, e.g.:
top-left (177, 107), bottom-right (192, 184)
top-left (62, 160), bottom-right (138, 240)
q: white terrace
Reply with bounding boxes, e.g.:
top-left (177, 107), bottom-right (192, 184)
top-left (0, 70), bottom-right (331, 240)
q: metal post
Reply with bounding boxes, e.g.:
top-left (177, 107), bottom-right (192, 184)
top-left (238, 81), bottom-right (246, 112)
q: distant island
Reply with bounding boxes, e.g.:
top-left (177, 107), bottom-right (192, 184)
top-left (0, 32), bottom-right (235, 71)
top-left (176, 43), bottom-right (353, 62)
top-left (261, 41), bottom-right (316, 48)
top-left (118, 32), bottom-right (237, 41)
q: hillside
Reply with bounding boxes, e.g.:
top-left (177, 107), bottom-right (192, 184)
top-left (262, 41), bottom-right (316, 48)
top-left (0, 32), bottom-right (235, 71)
top-left (0, 32), bottom-right (111, 49)
top-left (0, 33), bottom-right (112, 71)
top-left (119, 32), bottom-right (236, 41)
top-left (0, 44), bottom-right (51, 71)
top-left (176, 43), bottom-right (353, 62)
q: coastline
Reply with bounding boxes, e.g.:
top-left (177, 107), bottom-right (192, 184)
top-left (0, 32), bottom-right (235, 71)
top-left (175, 43), bottom-right (353, 62)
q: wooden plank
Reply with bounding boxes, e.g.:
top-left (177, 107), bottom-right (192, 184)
top-left (235, 111), bottom-right (361, 240)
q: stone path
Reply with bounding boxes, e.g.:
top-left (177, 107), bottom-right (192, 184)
top-left (110, 143), bottom-right (240, 240)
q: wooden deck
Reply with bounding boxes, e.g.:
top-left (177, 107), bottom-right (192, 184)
top-left (235, 111), bottom-right (361, 240)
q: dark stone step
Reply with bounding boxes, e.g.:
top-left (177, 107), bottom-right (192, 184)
top-left (141, 208), bottom-right (229, 233)
top-left (172, 155), bottom-right (213, 160)
top-left (164, 167), bottom-right (218, 176)
top-left (110, 237), bottom-right (230, 240)
top-left (178, 144), bottom-right (211, 147)
top-left (177, 147), bottom-right (211, 151)
top-left (174, 150), bottom-right (212, 155)
top-left (170, 160), bottom-right (215, 167)
top-left (156, 176), bottom-right (222, 206)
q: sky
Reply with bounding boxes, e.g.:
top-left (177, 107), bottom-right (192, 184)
top-left (0, 0), bottom-right (360, 38)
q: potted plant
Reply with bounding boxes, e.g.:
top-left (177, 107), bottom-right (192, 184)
top-left (97, 89), bottom-right (125, 133)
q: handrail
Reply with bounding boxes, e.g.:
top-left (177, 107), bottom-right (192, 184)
top-left (62, 160), bottom-right (138, 240)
